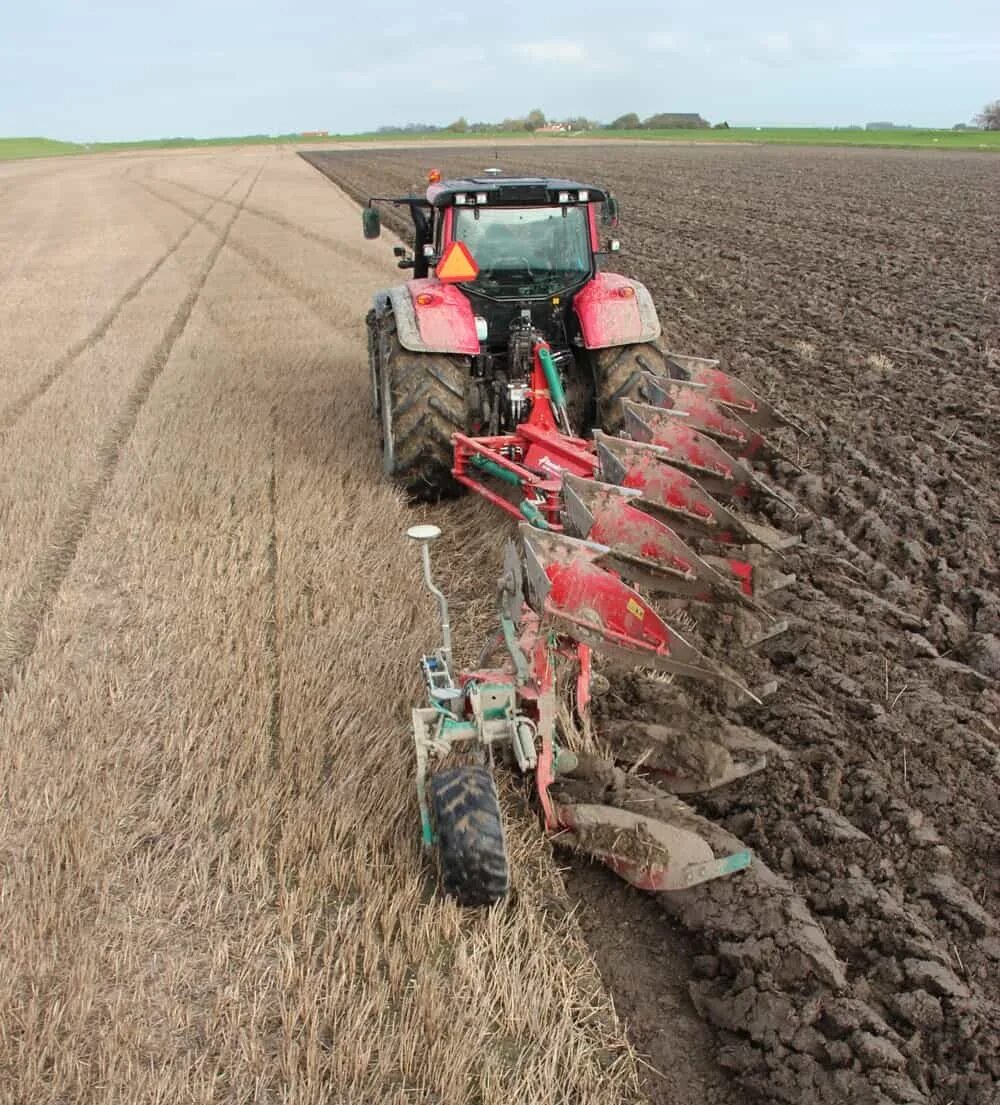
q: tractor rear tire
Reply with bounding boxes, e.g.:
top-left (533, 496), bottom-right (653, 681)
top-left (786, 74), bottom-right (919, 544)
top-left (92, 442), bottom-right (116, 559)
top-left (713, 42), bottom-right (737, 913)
top-left (430, 765), bottom-right (509, 907)
top-left (593, 341), bottom-right (664, 435)
top-left (377, 313), bottom-right (468, 501)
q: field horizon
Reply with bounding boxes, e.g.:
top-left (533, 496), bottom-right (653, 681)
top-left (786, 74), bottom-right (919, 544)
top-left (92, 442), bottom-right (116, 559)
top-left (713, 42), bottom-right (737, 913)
top-left (3, 124), bottom-right (1000, 163)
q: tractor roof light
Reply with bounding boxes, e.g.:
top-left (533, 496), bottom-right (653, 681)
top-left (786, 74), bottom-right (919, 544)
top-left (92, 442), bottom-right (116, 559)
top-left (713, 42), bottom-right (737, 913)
top-left (455, 193), bottom-right (467, 205)
top-left (578, 189), bottom-right (589, 201)
top-left (475, 192), bottom-right (488, 204)
top-left (558, 190), bottom-right (570, 203)
top-left (427, 168), bottom-right (442, 183)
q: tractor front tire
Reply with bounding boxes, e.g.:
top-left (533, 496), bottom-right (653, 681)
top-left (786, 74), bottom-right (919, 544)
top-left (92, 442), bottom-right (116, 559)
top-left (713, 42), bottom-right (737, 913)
top-left (430, 765), bottom-right (509, 907)
top-left (593, 341), bottom-right (664, 435)
top-left (377, 313), bottom-right (467, 501)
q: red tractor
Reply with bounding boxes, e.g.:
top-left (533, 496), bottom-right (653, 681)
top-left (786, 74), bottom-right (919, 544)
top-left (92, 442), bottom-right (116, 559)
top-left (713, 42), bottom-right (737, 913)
top-left (363, 172), bottom-right (662, 499)
top-left (360, 169), bottom-right (800, 905)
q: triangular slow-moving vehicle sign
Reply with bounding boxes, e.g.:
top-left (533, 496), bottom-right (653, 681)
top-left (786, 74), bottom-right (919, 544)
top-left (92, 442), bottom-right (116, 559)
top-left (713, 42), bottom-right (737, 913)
top-left (436, 241), bottom-right (479, 283)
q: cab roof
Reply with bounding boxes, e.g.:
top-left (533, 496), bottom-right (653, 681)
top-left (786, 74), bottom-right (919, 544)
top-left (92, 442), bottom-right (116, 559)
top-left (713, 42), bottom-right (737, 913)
top-left (425, 176), bottom-right (608, 208)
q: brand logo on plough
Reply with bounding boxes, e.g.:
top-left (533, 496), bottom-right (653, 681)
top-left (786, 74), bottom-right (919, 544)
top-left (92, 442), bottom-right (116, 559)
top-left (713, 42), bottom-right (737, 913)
top-left (627, 597), bottom-right (645, 620)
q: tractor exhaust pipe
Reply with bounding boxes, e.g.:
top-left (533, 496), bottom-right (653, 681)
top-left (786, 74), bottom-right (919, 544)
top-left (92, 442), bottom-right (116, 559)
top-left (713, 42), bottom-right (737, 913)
top-left (407, 525), bottom-right (452, 665)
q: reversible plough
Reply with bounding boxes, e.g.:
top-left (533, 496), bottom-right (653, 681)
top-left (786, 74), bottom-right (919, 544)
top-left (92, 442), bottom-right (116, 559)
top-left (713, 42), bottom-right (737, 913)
top-left (406, 342), bottom-right (800, 906)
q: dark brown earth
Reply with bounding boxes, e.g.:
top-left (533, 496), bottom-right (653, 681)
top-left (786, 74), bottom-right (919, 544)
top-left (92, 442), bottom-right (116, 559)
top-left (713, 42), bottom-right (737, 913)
top-left (303, 144), bottom-right (1000, 1105)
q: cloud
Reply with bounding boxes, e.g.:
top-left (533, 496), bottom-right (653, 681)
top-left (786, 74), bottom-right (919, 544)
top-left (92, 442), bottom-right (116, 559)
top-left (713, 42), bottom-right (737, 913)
top-left (759, 31), bottom-right (793, 55)
top-left (646, 31), bottom-right (684, 52)
top-left (514, 40), bottom-right (588, 64)
top-left (849, 32), bottom-right (1000, 68)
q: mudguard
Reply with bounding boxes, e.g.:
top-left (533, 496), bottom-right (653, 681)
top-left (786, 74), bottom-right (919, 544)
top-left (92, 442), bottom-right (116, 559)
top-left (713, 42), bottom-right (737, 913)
top-left (374, 279), bottom-right (479, 356)
top-left (573, 273), bottom-right (661, 350)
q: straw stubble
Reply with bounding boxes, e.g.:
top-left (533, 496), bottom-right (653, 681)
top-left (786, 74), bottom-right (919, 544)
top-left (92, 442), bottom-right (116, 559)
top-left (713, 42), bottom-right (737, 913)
top-left (0, 147), bottom-right (642, 1104)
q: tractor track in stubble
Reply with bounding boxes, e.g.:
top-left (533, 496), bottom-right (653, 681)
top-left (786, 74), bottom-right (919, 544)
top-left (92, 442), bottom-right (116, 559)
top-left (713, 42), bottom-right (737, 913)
top-left (0, 169), bottom-right (252, 439)
top-left (264, 417), bottom-right (283, 774)
top-left (152, 174), bottom-right (380, 268)
top-left (136, 180), bottom-right (361, 328)
top-left (0, 163), bottom-right (266, 695)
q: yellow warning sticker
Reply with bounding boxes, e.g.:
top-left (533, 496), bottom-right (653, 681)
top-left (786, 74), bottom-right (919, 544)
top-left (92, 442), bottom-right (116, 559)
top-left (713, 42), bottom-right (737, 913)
top-left (627, 598), bottom-right (645, 620)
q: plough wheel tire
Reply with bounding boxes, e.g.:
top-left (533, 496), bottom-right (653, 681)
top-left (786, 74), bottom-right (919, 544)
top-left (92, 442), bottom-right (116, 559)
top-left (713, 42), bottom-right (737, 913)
top-left (430, 766), bottom-right (509, 907)
top-left (378, 313), bottom-right (467, 501)
top-left (594, 341), bottom-right (663, 435)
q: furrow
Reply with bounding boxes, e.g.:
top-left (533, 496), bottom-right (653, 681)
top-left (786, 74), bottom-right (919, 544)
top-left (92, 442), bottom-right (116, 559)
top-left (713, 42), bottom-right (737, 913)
top-left (0, 164), bottom-right (264, 693)
top-left (0, 169), bottom-right (250, 437)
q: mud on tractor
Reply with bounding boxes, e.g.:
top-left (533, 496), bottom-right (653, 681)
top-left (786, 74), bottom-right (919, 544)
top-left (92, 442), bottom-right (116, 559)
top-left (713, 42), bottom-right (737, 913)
top-left (363, 170), bottom-right (802, 906)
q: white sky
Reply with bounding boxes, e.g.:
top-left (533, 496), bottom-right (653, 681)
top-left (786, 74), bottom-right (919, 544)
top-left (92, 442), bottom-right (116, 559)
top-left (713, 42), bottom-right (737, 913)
top-left (2, 1), bottom-right (999, 140)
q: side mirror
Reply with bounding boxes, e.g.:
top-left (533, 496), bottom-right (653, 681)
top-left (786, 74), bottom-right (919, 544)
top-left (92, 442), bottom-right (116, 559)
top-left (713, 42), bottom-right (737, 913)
top-left (362, 206), bottom-right (381, 239)
top-left (602, 196), bottom-right (620, 227)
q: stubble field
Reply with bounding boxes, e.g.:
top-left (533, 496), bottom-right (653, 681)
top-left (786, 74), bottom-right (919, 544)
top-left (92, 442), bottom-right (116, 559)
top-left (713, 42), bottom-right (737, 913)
top-left (0, 142), bottom-right (997, 1105)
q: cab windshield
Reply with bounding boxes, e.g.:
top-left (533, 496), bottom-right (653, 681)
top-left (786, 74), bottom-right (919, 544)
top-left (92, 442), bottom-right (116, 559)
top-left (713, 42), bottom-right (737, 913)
top-left (452, 205), bottom-right (591, 296)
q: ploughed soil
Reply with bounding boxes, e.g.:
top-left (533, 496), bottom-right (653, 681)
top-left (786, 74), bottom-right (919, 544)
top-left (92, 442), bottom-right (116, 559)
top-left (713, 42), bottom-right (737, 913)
top-left (304, 145), bottom-right (1000, 1105)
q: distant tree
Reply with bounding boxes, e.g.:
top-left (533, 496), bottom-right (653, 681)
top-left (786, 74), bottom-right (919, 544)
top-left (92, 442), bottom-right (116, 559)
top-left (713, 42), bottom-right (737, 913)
top-left (564, 116), bottom-right (596, 132)
top-left (713, 120), bottom-right (730, 129)
top-left (608, 112), bottom-right (641, 130)
top-left (446, 116), bottom-right (468, 133)
top-left (974, 100), bottom-right (1000, 130)
top-left (499, 117), bottom-right (528, 132)
top-left (643, 112), bottom-right (710, 129)
top-left (525, 108), bottom-right (547, 131)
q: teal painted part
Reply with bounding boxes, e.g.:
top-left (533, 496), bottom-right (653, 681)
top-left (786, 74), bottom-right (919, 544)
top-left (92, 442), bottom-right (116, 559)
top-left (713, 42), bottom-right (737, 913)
top-left (470, 453), bottom-right (521, 488)
top-left (421, 814), bottom-right (435, 848)
top-left (519, 500), bottom-right (551, 529)
top-left (477, 682), bottom-right (515, 720)
top-left (722, 850), bottom-right (753, 874)
top-left (441, 718), bottom-right (477, 739)
top-left (538, 346), bottom-right (566, 407)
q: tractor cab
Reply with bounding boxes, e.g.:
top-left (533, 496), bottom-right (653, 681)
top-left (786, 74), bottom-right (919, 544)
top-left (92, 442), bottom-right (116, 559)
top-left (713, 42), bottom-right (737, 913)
top-left (364, 174), bottom-right (618, 291)
top-left (361, 170), bottom-right (659, 499)
top-left (425, 176), bottom-right (612, 299)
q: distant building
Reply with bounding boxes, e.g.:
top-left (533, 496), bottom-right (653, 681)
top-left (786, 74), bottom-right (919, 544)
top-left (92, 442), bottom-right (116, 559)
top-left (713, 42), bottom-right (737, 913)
top-left (300, 130), bottom-right (329, 137)
top-left (865, 122), bottom-right (914, 131)
top-left (535, 123), bottom-right (569, 133)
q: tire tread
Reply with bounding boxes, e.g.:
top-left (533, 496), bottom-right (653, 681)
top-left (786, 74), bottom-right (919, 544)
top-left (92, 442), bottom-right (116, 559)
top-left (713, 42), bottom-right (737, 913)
top-left (430, 765), bottom-right (509, 907)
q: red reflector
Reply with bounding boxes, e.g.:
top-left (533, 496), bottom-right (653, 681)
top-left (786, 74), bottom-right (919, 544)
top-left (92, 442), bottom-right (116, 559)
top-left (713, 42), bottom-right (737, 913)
top-left (436, 241), bottom-right (479, 283)
top-left (617, 286), bottom-right (636, 298)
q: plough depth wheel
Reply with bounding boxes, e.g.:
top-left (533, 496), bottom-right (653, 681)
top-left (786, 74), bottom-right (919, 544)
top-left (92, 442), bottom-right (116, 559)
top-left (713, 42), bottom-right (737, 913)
top-left (430, 766), bottom-right (509, 907)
